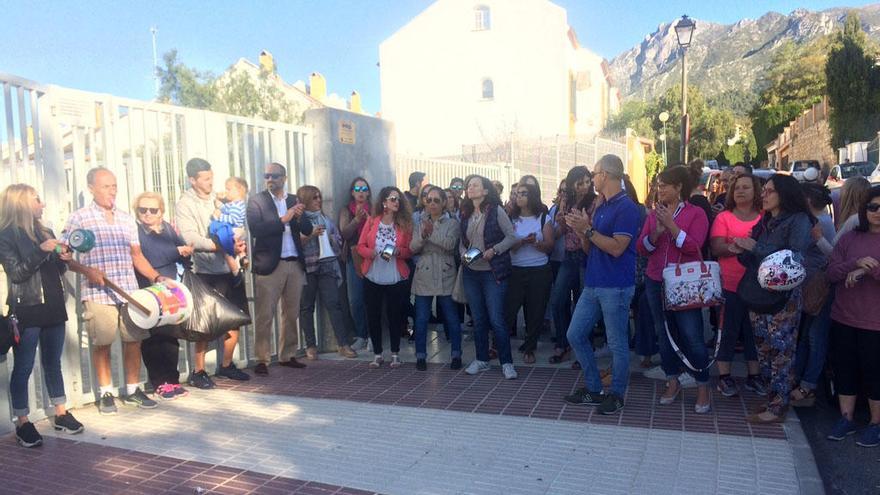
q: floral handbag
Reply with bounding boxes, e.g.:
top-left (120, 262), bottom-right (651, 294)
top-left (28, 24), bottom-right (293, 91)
top-left (662, 259), bottom-right (724, 311)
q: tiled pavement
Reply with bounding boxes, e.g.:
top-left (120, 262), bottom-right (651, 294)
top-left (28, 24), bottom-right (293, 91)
top-left (7, 360), bottom-right (818, 495)
top-left (213, 360), bottom-right (786, 440)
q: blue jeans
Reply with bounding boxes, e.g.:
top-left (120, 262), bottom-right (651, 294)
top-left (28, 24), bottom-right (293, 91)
top-left (795, 294), bottom-right (833, 389)
top-left (346, 261), bottom-right (368, 339)
top-left (414, 295), bottom-right (462, 359)
top-left (10, 323), bottom-right (67, 417)
top-left (632, 287), bottom-right (658, 357)
top-left (567, 286), bottom-right (635, 396)
top-left (550, 252), bottom-right (582, 350)
top-left (645, 278), bottom-right (710, 384)
top-left (717, 289), bottom-right (758, 362)
top-left (463, 267), bottom-right (512, 364)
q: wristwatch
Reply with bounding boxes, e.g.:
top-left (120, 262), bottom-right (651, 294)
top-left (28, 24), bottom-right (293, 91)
top-left (584, 227), bottom-right (595, 239)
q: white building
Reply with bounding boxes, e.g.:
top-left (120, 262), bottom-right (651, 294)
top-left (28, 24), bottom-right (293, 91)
top-left (380, 0), bottom-right (619, 157)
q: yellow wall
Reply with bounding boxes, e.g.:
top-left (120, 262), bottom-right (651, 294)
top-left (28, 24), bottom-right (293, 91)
top-left (626, 130), bottom-right (647, 202)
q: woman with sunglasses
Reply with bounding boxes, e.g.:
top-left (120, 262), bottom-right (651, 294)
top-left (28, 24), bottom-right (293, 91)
top-left (298, 186), bottom-right (358, 359)
top-left (132, 192), bottom-right (193, 400)
top-left (549, 166), bottom-right (596, 364)
top-left (357, 186), bottom-right (413, 368)
top-left (0, 184), bottom-right (86, 447)
top-left (825, 187), bottom-right (880, 446)
top-left (505, 183), bottom-right (554, 364)
top-left (410, 186), bottom-right (462, 370)
top-left (339, 177), bottom-right (371, 350)
top-left (735, 174), bottom-right (823, 423)
top-left (460, 175), bottom-right (519, 379)
top-left (637, 165), bottom-right (712, 413)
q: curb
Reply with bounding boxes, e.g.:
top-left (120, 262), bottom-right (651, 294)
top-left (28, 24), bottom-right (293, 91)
top-left (785, 409), bottom-right (826, 495)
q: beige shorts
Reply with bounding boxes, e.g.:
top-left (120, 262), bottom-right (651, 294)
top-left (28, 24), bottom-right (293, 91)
top-left (83, 301), bottom-right (149, 346)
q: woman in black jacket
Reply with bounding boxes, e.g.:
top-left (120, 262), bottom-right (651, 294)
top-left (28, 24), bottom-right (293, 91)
top-left (132, 192), bottom-right (193, 400)
top-left (0, 184), bottom-right (88, 447)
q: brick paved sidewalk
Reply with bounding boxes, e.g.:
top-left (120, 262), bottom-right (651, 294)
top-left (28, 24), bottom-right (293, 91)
top-left (5, 361), bottom-right (820, 495)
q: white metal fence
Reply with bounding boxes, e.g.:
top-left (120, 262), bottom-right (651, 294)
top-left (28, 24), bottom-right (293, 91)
top-left (395, 155), bottom-right (519, 195)
top-left (0, 72), bottom-right (314, 429)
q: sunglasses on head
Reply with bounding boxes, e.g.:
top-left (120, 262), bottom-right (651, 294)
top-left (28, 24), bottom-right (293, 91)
top-left (264, 173), bottom-right (284, 180)
top-left (137, 207), bottom-right (160, 215)
top-left (867, 203), bottom-right (880, 213)
top-left (425, 197), bottom-right (443, 204)
top-left (353, 185), bottom-right (369, 193)
top-left (386, 196), bottom-right (399, 202)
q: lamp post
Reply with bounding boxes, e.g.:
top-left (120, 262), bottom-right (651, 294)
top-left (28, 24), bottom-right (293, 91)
top-left (658, 111), bottom-right (669, 168)
top-left (674, 15), bottom-right (696, 163)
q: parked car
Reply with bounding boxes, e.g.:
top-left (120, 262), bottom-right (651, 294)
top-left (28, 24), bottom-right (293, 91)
top-left (826, 161), bottom-right (878, 189)
top-left (752, 168), bottom-right (776, 183)
top-left (789, 160), bottom-right (820, 182)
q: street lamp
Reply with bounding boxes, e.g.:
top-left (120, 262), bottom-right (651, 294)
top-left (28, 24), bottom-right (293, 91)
top-left (674, 15), bottom-right (696, 163)
top-left (658, 111), bottom-right (669, 168)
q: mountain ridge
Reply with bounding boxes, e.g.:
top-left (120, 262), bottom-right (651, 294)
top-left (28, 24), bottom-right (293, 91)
top-left (608, 4), bottom-right (880, 103)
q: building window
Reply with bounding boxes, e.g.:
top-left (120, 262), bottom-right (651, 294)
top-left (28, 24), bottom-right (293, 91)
top-left (481, 78), bottom-right (494, 100)
top-left (474, 6), bottom-right (491, 31)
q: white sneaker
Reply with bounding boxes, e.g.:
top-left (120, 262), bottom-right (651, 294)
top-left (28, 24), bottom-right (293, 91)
top-left (369, 355), bottom-right (384, 368)
top-left (389, 354), bottom-right (402, 369)
top-left (502, 363), bottom-right (518, 380)
top-left (351, 337), bottom-right (367, 351)
top-left (678, 372), bottom-right (698, 389)
top-left (465, 360), bottom-right (491, 375)
top-left (643, 365), bottom-right (666, 380)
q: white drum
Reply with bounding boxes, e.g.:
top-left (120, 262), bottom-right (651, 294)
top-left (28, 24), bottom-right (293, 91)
top-left (127, 279), bottom-right (194, 329)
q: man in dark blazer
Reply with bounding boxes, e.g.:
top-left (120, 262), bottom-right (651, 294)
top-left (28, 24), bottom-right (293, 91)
top-left (247, 162), bottom-right (313, 375)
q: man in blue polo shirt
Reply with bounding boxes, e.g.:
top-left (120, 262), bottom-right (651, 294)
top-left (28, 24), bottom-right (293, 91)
top-left (562, 154), bottom-right (640, 414)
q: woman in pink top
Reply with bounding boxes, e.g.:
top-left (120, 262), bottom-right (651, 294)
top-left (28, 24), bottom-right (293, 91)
top-left (710, 173), bottom-right (763, 398)
top-left (637, 165), bottom-right (711, 413)
top-left (825, 187), bottom-right (880, 446)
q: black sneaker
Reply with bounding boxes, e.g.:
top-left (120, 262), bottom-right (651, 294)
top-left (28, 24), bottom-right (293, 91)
top-left (716, 376), bottom-right (739, 398)
top-left (216, 362), bottom-right (250, 381)
top-left (16, 422), bottom-right (42, 448)
top-left (598, 393), bottom-right (625, 415)
top-left (188, 370), bottom-right (215, 389)
top-left (123, 388), bottom-right (158, 409)
top-left (563, 388), bottom-right (603, 406)
top-left (416, 358), bottom-right (427, 371)
top-left (53, 412), bottom-right (84, 434)
top-left (254, 363), bottom-right (269, 376)
top-left (97, 392), bottom-right (117, 415)
top-left (745, 375), bottom-right (768, 396)
top-left (450, 357), bottom-right (462, 370)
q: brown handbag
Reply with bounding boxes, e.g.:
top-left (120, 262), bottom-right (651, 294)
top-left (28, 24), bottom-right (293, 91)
top-left (802, 271), bottom-right (830, 316)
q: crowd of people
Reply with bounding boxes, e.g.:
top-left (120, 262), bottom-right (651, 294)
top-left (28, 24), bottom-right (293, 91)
top-left (1, 154), bottom-right (878, 451)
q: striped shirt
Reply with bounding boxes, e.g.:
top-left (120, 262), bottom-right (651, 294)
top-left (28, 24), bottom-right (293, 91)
top-left (217, 200), bottom-right (246, 228)
top-left (63, 202), bottom-right (140, 304)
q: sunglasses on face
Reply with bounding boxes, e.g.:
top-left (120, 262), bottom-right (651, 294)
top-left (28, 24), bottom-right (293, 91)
top-left (516, 190), bottom-right (529, 197)
top-left (867, 203), bottom-right (880, 213)
top-left (451, 185), bottom-right (463, 190)
top-left (425, 197), bottom-right (443, 204)
top-left (386, 196), bottom-right (399, 203)
top-left (264, 173), bottom-right (284, 180)
top-left (353, 185), bottom-right (369, 193)
top-left (313, 194), bottom-right (322, 200)
top-left (137, 207), bottom-right (160, 215)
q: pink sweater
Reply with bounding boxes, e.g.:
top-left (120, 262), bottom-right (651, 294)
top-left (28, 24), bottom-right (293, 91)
top-left (827, 230), bottom-right (880, 331)
top-left (636, 202), bottom-right (709, 282)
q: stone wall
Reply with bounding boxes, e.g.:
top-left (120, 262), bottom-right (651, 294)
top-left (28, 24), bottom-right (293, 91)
top-left (790, 120), bottom-right (836, 168)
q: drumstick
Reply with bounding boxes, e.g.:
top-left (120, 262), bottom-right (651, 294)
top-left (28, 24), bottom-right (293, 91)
top-left (102, 277), bottom-right (151, 315)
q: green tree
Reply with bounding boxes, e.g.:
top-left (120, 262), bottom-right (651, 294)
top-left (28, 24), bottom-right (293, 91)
top-left (605, 100), bottom-right (655, 139)
top-left (157, 50), bottom-right (304, 124)
top-left (644, 150), bottom-right (663, 181)
top-left (825, 12), bottom-right (880, 148)
top-left (653, 84), bottom-right (736, 162)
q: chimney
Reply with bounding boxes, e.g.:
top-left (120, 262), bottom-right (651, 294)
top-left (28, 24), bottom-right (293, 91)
top-left (309, 72), bottom-right (326, 102)
top-left (350, 91), bottom-right (363, 114)
top-left (259, 50), bottom-right (275, 74)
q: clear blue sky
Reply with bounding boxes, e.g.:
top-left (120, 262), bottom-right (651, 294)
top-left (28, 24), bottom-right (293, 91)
top-left (3, 0), bottom-right (865, 113)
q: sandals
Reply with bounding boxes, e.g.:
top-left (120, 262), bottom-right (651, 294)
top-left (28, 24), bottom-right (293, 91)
top-left (549, 349), bottom-right (570, 364)
top-left (790, 387), bottom-right (816, 408)
top-left (522, 351), bottom-right (536, 364)
top-left (659, 381), bottom-right (681, 405)
top-left (746, 410), bottom-right (787, 424)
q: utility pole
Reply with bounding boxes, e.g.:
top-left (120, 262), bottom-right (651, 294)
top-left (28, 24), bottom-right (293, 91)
top-left (150, 26), bottom-right (159, 98)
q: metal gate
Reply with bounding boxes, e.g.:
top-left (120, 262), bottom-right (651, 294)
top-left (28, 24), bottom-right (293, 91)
top-left (0, 72), bottom-right (314, 429)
